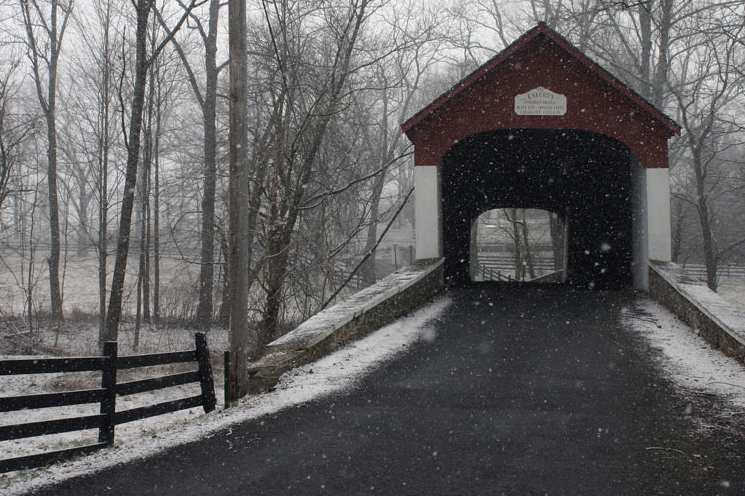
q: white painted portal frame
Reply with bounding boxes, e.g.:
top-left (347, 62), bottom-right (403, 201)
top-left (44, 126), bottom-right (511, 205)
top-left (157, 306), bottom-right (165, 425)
top-left (414, 166), bottom-right (441, 260)
top-left (631, 157), bottom-right (673, 289)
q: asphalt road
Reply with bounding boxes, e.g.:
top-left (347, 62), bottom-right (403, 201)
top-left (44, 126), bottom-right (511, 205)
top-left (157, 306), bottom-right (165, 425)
top-left (30, 285), bottom-right (745, 495)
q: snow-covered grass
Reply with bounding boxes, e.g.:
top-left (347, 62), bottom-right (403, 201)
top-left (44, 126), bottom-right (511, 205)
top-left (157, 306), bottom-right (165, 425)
top-left (0, 253), bottom-right (201, 318)
top-left (0, 297), bottom-right (453, 495)
top-left (0, 252), bottom-right (359, 333)
top-left (718, 276), bottom-right (745, 311)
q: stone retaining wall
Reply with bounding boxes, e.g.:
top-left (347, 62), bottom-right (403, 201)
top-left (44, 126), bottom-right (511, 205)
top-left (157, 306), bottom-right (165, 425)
top-left (246, 259), bottom-right (445, 393)
top-left (649, 261), bottom-right (745, 363)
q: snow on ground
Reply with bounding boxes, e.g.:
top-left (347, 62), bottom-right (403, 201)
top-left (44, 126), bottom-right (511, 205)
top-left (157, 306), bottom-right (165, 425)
top-left (0, 254), bottom-right (200, 317)
top-left (624, 299), bottom-right (745, 410)
top-left (4, 291), bottom-right (745, 495)
top-left (1, 297), bottom-right (453, 496)
top-left (719, 278), bottom-right (745, 311)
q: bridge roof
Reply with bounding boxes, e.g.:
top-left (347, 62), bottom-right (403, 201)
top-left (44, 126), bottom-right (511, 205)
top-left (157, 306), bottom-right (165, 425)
top-left (402, 23), bottom-right (680, 168)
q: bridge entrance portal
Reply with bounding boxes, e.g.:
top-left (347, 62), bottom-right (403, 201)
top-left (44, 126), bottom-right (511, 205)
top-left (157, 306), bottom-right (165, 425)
top-left (402, 23), bottom-right (680, 290)
top-left (442, 129), bottom-right (632, 289)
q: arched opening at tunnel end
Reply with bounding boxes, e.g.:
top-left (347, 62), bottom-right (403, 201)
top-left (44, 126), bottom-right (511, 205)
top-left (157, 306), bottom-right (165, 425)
top-left (469, 209), bottom-right (568, 284)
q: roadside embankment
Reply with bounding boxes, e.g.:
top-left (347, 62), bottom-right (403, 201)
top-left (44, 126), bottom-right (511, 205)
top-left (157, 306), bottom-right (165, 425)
top-left (246, 258), bottom-right (444, 393)
top-left (649, 261), bottom-right (745, 363)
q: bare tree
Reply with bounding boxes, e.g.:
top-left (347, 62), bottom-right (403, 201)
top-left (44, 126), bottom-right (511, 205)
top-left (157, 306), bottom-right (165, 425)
top-left (587, 0), bottom-right (675, 107)
top-left (501, 208), bottom-right (536, 281)
top-left (158, 0), bottom-right (228, 331)
top-left (669, 23), bottom-right (745, 290)
top-left (1, 136), bottom-right (46, 332)
top-left (0, 57), bottom-right (33, 213)
top-left (19, 0), bottom-right (74, 322)
top-left (0, 51), bottom-right (39, 330)
top-left (356, 4), bottom-right (443, 285)
top-left (254, 0), bottom-right (375, 348)
top-left (62, 0), bottom-right (125, 341)
top-left (103, 0), bottom-right (205, 344)
top-left (225, 0), bottom-right (406, 398)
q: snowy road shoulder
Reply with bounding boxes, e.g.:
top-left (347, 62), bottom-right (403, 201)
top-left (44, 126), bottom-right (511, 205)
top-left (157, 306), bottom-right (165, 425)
top-left (2, 297), bottom-right (452, 496)
top-left (624, 298), bottom-right (745, 410)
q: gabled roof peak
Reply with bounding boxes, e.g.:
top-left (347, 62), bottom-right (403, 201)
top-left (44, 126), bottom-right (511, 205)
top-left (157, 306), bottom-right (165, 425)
top-left (402, 23), bottom-right (679, 137)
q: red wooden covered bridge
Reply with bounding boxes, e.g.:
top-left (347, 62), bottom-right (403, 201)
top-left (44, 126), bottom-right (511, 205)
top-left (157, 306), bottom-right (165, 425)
top-left (402, 23), bottom-right (680, 289)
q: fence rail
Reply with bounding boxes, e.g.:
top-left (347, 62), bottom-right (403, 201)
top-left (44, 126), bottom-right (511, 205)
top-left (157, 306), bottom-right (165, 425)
top-left (676, 264), bottom-right (745, 279)
top-left (477, 255), bottom-right (745, 282)
top-left (477, 253), bottom-right (557, 273)
top-left (0, 333), bottom-right (216, 473)
top-left (476, 264), bottom-right (512, 282)
top-left (332, 271), bottom-right (369, 291)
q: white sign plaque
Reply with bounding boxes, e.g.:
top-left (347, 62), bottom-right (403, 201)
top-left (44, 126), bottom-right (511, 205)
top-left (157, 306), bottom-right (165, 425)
top-left (514, 86), bottom-right (567, 116)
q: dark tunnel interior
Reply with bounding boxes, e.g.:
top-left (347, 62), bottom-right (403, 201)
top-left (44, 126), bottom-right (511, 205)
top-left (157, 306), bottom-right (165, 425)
top-left (440, 129), bottom-right (633, 289)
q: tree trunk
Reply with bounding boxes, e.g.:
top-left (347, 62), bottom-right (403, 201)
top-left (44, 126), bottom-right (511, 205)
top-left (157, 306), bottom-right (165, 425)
top-left (652, 0), bottom-right (673, 108)
top-left (153, 110), bottom-right (161, 323)
top-left (359, 170), bottom-right (386, 286)
top-left (141, 64), bottom-right (155, 323)
top-left (549, 213), bottom-right (565, 272)
top-left (98, 137), bottom-right (109, 340)
top-left (638, 0), bottom-right (653, 99)
top-left (217, 231), bottom-right (230, 327)
top-left (693, 154), bottom-right (718, 291)
top-left (96, 0), bottom-right (114, 344)
top-left (260, 222), bottom-right (293, 346)
top-left (46, 113), bottom-right (64, 321)
top-left (671, 197), bottom-right (685, 263)
top-left (195, 0), bottom-right (221, 332)
top-left (104, 0), bottom-right (152, 344)
top-left (135, 126), bottom-right (151, 349)
top-left (508, 208), bottom-right (523, 280)
top-left (520, 210), bottom-right (535, 279)
top-left (21, 0), bottom-right (71, 323)
top-left (76, 190), bottom-right (89, 257)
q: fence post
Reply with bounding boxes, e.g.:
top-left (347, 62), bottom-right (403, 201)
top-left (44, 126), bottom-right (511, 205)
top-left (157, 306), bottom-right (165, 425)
top-left (99, 341), bottom-right (117, 445)
top-left (195, 333), bottom-right (217, 413)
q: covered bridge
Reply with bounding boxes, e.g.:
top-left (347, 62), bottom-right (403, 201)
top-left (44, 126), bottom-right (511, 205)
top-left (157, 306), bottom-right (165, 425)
top-left (402, 23), bottom-right (680, 290)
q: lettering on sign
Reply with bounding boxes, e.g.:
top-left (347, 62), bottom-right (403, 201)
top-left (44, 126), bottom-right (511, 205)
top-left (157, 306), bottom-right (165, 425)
top-left (514, 86), bottom-right (567, 116)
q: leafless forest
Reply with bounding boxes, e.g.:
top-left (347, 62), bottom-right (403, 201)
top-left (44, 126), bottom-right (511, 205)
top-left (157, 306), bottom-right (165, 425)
top-left (1, 0), bottom-right (744, 361)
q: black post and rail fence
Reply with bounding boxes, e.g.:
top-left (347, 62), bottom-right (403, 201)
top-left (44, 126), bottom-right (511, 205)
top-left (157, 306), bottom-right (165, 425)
top-left (0, 332), bottom-right (216, 473)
